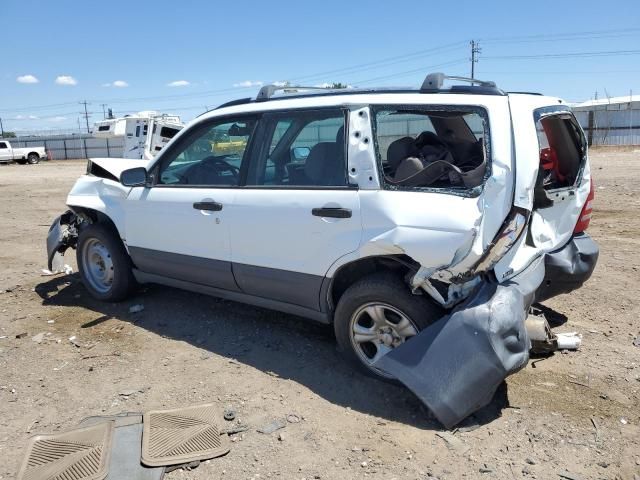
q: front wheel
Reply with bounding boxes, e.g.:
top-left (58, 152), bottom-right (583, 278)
top-left (334, 273), bottom-right (443, 381)
top-left (76, 223), bottom-right (136, 301)
top-left (27, 153), bottom-right (40, 164)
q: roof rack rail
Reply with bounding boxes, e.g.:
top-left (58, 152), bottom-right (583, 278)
top-left (256, 85), bottom-right (330, 102)
top-left (216, 97), bottom-right (253, 109)
top-left (421, 72), bottom-right (496, 91)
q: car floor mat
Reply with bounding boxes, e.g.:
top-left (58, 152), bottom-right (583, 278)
top-left (17, 420), bottom-right (114, 480)
top-left (79, 413), bottom-right (165, 480)
top-left (141, 404), bottom-right (229, 467)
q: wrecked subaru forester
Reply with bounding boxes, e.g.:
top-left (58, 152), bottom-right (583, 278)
top-left (47, 73), bottom-right (598, 427)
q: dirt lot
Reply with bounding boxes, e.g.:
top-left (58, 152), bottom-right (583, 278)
top-left (1, 151), bottom-right (639, 480)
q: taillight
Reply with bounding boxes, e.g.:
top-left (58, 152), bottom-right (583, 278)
top-left (574, 179), bottom-right (594, 233)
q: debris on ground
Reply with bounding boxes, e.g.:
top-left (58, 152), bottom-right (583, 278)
top-left (257, 418), bottom-right (286, 434)
top-left (435, 432), bottom-right (470, 454)
top-left (286, 414), bottom-right (301, 424)
top-left (129, 304), bottom-right (145, 314)
top-left (40, 265), bottom-right (73, 276)
top-left (15, 332), bottom-right (28, 339)
top-left (223, 408), bottom-right (236, 421)
top-left (31, 332), bottom-right (46, 344)
top-left (556, 332), bottom-right (582, 350)
top-left (633, 334), bottom-right (640, 347)
top-left (68, 335), bottom-right (81, 347)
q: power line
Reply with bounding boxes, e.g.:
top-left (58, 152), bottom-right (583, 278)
top-left (483, 49), bottom-right (640, 60)
top-left (4, 27), bottom-right (640, 115)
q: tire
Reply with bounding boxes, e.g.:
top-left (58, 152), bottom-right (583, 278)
top-left (76, 223), bottom-right (136, 301)
top-left (27, 153), bottom-right (40, 164)
top-left (334, 272), bottom-right (443, 381)
top-left (15, 159), bottom-right (27, 165)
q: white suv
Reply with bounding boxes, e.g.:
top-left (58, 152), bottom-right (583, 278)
top-left (47, 73), bottom-right (598, 427)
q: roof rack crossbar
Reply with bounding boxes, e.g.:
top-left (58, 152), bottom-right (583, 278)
top-left (256, 85), bottom-right (332, 102)
top-left (421, 72), bottom-right (496, 91)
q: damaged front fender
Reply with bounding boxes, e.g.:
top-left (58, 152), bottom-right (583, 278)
top-left (46, 211), bottom-right (81, 272)
top-left (373, 282), bottom-right (530, 429)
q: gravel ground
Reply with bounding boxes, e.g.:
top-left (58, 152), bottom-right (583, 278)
top-left (1, 151), bottom-right (639, 479)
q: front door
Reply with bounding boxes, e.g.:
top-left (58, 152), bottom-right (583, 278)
top-left (124, 115), bottom-right (258, 291)
top-left (228, 108), bottom-right (361, 310)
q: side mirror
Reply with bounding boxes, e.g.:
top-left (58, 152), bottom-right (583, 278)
top-left (292, 146), bottom-right (310, 161)
top-left (120, 167), bottom-right (148, 187)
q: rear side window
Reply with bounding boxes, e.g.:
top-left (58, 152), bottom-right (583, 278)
top-left (535, 111), bottom-right (585, 190)
top-left (373, 106), bottom-right (489, 193)
top-left (246, 108), bottom-right (347, 187)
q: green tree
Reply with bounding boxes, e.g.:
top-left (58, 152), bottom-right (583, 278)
top-left (1, 131), bottom-right (16, 138)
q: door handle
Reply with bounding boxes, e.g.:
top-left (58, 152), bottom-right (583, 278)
top-left (312, 207), bottom-right (352, 218)
top-left (193, 201), bottom-right (223, 211)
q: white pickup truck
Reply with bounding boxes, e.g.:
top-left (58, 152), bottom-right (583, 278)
top-left (0, 140), bottom-right (47, 164)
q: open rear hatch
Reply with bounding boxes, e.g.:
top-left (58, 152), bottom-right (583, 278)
top-left (529, 110), bottom-right (592, 250)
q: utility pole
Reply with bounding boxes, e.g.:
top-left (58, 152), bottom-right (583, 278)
top-left (0, 117), bottom-right (4, 137)
top-left (470, 40), bottom-right (481, 79)
top-left (101, 104), bottom-right (108, 119)
top-left (79, 100), bottom-right (92, 133)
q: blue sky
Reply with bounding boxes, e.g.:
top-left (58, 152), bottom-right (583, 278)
top-left (1, 0), bottom-right (639, 132)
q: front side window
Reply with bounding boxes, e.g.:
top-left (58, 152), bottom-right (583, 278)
top-left (157, 117), bottom-right (256, 186)
top-left (373, 106), bottom-right (489, 192)
top-left (246, 109), bottom-right (346, 187)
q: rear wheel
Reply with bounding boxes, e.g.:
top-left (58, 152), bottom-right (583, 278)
top-left (334, 273), bottom-right (443, 381)
top-left (76, 223), bottom-right (136, 301)
top-left (27, 153), bottom-right (40, 164)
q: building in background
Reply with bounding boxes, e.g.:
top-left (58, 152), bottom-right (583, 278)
top-left (572, 94), bottom-right (639, 146)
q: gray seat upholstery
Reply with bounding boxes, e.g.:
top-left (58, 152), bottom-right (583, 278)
top-left (304, 142), bottom-right (343, 185)
top-left (387, 137), bottom-right (417, 172)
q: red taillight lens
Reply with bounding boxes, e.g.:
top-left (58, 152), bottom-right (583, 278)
top-left (574, 179), bottom-right (594, 233)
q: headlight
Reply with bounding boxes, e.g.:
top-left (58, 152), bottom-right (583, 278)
top-left (472, 208), bottom-right (528, 274)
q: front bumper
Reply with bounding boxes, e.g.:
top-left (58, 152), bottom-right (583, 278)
top-left (535, 233), bottom-right (599, 303)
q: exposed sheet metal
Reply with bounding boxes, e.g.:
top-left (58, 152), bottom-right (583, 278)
top-left (374, 282), bottom-right (530, 428)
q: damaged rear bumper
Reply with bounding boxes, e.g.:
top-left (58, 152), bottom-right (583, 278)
top-left (535, 233), bottom-right (599, 303)
top-left (374, 281), bottom-right (531, 429)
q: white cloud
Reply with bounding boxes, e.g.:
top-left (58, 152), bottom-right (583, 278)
top-left (272, 81), bottom-right (289, 87)
top-left (103, 80), bottom-right (129, 87)
top-left (233, 80), bottom-right (263, 88)
top-left (48, 116), bottom-right (67, 122)
top-left (14, 115), bottom-right (39, 120)
top-left (167, 80), bottom-right (190, 87)
top-left (55, 75), bottom-right (78, 86)
top-left (17, 74), bottom-right (39, 84)
top-left (314, 82), bottom-right (332, 88)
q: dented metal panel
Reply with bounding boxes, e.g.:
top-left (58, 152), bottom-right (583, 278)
top-left (374, 282), bottom-right (530, 428)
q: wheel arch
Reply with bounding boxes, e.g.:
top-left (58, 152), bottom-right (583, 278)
top-left (322, 254), bottom-right (420, 319)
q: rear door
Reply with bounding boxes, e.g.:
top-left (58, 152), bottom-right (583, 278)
top-left (228, 108), bottom-right (361, 311)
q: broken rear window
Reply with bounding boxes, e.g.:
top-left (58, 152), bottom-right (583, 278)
top-left (535, 110), bottom-right (586, 190)
top-left (372, 106), bottom-right (490, 194)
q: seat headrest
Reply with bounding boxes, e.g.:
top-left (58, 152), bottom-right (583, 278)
top-left (335, 126), bottom-right (345, 146)
top-left (387, 137), bottom-right (417, 170)
top-left (305, 142), bottom-right (336, 184)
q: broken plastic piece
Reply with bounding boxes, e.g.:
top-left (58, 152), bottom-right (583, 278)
top-left (374, 282), bottom-right (530, 429)
top-left (556, 332), bottom-right (582, 350)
